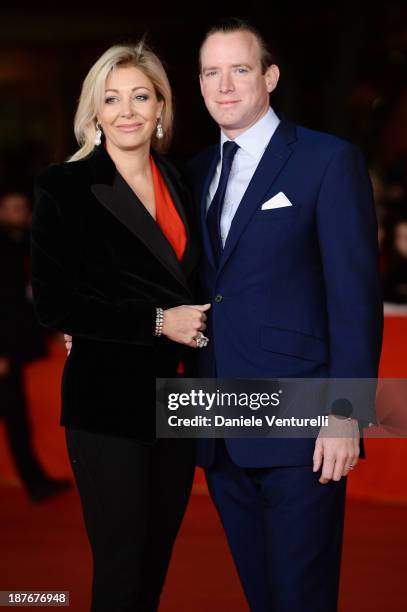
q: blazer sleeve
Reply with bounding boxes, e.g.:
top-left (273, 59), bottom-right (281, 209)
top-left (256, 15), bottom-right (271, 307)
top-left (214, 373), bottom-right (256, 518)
top-left (316, 144), bottom-right (383, 422)
top-left (32, 168), bottom-right (157, 346)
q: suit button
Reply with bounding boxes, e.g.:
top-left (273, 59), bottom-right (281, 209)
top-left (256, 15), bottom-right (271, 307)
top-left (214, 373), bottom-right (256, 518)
top-left (214, 294), bottom-right (223, 302)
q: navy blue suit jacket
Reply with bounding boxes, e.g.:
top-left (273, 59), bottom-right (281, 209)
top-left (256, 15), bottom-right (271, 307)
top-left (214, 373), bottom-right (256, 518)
top-left (188, 117), bottom-right (383, 468)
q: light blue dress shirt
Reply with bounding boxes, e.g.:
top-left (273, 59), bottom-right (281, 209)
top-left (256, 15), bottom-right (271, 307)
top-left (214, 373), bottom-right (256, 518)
top-left (207, 107), bottom-right (280, 246)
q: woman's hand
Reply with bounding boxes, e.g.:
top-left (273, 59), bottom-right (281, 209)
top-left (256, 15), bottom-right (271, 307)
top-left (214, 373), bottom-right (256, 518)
top-left (162, 304), bottom-right (211, 347)
top-left (63, 303), bottom-right (212, 352)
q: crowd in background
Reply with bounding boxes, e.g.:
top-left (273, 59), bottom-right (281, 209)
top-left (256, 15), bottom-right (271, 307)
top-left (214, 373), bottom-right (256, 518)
top-left (0, 188), bottom-right (70, 500)
top-left (371, 153), bottom-right (407, 304)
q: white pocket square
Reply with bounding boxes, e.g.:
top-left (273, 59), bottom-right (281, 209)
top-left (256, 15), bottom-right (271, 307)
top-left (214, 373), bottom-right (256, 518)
top-left (261, 192), bottom-right (293, 210)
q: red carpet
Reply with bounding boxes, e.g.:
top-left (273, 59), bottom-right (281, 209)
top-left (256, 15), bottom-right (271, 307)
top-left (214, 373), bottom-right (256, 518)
top-left (0, 484), bottom-right (406, 611)
top-left (1, 316), bottom-right (407, 610)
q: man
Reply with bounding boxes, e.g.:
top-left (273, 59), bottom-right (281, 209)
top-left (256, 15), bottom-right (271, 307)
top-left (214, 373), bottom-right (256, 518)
top-left (0, 190), bottom-right (70, 501)
top-left (187, 18), bottom-right (383, 612)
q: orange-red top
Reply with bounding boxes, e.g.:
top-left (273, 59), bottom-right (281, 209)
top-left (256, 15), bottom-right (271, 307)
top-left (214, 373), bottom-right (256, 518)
top-left (151, 156), bottom-right (187, 262)
top-left (150, 156), bottom-right (187, 374)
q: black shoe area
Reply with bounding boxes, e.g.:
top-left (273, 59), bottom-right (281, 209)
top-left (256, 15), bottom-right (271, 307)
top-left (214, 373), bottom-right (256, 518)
top-left (26, 478), bottom-right (72, 502)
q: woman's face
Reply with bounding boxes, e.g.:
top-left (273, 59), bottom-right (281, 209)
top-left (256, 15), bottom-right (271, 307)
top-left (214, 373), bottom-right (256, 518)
top-left (98, 65), bottom-right (163, 153)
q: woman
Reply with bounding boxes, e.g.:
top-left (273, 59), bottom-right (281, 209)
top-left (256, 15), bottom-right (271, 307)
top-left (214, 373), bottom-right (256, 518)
top-left (31, 42), bottom-right (209, 611)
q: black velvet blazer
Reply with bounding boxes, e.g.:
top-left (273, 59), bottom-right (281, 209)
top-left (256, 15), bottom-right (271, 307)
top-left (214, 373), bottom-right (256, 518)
top-left (32, 146), bottom-right (200, 443)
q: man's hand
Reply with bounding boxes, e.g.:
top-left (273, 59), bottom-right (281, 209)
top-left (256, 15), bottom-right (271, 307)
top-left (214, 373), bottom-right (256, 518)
top-left (0, 356), bottom-right (10, 377)
top-left (64, 334), bottom-right (72, 355)
top-left (313, 415), bottom-right (360, 484)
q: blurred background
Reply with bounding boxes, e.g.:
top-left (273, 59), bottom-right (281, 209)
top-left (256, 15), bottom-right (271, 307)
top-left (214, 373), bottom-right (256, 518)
top-left (2, 1), bottom-right (407, 288)
top-left (0, 2), bottom-right (407, 611)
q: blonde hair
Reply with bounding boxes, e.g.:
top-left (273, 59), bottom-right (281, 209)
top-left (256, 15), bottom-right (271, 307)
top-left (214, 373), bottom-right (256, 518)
top-left (69, 41), bottom-right (173, 162)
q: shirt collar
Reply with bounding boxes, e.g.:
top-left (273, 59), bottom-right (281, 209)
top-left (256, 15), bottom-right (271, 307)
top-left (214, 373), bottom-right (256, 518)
top-left (220, 107), bottom-right (280, 161)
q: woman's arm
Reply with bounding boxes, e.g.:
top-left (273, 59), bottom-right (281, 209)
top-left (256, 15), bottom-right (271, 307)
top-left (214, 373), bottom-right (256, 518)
top-left (33, 171), bottom-right (209, 348)
top-left (32, 178), bottom-right (157, 346)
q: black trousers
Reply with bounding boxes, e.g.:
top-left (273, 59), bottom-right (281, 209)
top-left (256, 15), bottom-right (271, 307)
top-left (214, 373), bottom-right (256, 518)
top-left (65, 429), bottom-right (195, 612)
top-left (0, 364), bottom-right (48, 487)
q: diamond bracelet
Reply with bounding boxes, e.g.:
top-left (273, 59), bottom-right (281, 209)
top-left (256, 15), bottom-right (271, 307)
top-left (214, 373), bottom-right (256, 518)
top-left (154, 307), bottom-right (164, 337)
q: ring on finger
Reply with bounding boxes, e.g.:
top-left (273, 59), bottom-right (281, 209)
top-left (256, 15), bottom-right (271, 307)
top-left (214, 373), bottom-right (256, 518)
top-left (195, 332), bottom-right (209, 348)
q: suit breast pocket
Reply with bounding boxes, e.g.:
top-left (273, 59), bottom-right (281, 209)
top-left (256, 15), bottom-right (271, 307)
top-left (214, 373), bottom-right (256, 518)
top-left (258, 204), bottom-right (296, 221)
top-left (247, 207), bottom-right (298, 247)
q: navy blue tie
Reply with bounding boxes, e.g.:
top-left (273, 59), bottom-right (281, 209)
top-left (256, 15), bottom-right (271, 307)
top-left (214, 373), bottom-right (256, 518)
top-left (207, 140), bottom-right (239, 265)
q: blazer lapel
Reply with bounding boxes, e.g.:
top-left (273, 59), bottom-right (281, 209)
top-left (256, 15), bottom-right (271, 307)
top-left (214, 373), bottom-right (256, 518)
top-left (218, 119), bottom-right (297, 274)
top-left (89, 148), bottom-right (192, 297)
top-left (153, 153), bottom-right (200, 280)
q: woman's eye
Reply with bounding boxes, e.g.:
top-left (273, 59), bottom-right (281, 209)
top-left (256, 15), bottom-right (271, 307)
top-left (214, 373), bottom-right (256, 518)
top-left (104, 94), bottom-right (149, 104)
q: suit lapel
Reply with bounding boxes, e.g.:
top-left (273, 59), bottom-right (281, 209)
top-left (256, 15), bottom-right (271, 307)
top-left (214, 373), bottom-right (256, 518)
top-left (218, 119), bottom-right (297, 274)
top-left (89, 147), bottom-right (192, 297)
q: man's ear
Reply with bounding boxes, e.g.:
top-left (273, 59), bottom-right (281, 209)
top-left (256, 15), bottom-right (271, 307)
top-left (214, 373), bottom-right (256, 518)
top-left (265, 64), bottom-right (280, 94)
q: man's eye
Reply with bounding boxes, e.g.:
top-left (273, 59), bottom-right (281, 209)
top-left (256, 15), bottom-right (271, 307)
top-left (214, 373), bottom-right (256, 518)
top-left (205, 71), bottom-right (217, 77)
top-left (236, 68), bottom-right (248, 74)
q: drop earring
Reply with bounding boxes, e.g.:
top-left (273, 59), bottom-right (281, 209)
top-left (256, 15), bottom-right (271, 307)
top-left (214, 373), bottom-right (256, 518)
top-left (95, 121), bottom-right (102, 146)
top-left (156, 118), bottom-right (164, 140)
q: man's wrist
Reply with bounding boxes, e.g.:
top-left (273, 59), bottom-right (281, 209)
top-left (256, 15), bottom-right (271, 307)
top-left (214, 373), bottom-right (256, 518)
top-left (329, 398), bottom-right (353, 419)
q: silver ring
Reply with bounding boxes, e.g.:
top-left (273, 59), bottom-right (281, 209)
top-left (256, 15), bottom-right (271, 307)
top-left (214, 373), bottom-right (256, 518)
top-left (195, 332), bottom-right (209, 348)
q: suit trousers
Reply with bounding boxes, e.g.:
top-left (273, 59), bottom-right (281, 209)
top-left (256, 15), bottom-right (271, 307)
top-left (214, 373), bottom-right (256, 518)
top-left (65, 428), bottom-right (195, 612)
top-left (205, 440), bottom-right (346, 612)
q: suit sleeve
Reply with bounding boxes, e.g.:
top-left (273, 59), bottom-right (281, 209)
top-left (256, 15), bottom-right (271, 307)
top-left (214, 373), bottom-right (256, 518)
top-left (316, 144), bottom-right (383, 422)
top-left (31, 174), bottom-right (156, 345)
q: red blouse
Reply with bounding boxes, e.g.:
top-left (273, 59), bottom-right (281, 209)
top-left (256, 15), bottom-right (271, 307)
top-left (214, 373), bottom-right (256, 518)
top-left (150, 156), bottom-right (187, 262)
top-left (150, 156), bottom-right (187, 373)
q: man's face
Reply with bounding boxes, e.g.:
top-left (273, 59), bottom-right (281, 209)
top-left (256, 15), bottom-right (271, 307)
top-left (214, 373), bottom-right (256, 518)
top-left (0, 193), bottom-right (31, 228)
top-left (199, 30), bottom-right (279, 139)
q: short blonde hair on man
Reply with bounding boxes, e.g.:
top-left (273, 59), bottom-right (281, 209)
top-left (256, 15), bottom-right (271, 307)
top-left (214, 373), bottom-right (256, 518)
top-left (69, 41), bottom-right (173, 162)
